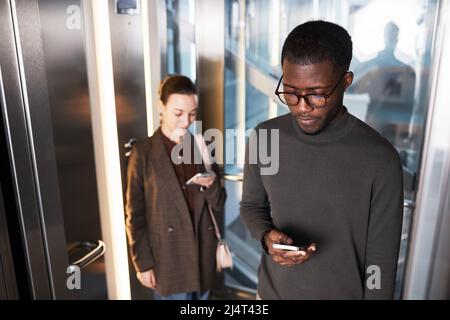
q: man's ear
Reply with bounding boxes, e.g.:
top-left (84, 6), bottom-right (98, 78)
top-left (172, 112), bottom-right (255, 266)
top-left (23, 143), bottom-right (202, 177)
top-left (343, 71), bottom-right (354, 90)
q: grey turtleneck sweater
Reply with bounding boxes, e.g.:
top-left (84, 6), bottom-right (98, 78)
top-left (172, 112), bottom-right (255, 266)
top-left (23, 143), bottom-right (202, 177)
top-left (240, 107), bottom-right (403, 299)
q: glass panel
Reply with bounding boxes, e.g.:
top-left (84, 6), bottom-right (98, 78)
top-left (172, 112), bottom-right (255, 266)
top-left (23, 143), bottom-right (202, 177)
top-left (166, 0), bottom-right (196, 81)
top-left (343, 0), bottom-right (438, 299)
top-left (346, 0), bottom-right (436, 186)
top-left (245, 0), bottom-right (315, 76)
top-left (223, 0), bottom-right (438, 297)
top-left (245, 82), bottom-right (269, 130)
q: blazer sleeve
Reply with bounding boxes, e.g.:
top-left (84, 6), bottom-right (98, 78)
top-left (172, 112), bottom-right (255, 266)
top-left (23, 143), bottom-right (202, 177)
top-left (202, 163), bottom-right (227, 214)
top-left (125, 142), bottom-right (155, 272)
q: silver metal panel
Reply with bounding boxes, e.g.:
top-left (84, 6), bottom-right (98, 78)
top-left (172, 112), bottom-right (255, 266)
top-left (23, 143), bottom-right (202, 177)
top-left (195, 0), bottom-right (226, 290)
top-left (37, 0), bottom-right (102, 243)
top-left (144, 0), bottom-right (168, 133)
top-left (0, 0), bottom-right (52, 299)
top-left (37, 0), bottom-right (109, 299)
top-left (428, 175), bottom-right (450, 299)
top-left (108, 0), bottom-right (148, 195)
top-left (81, 0), bottom-right (132, 299)
top-left (196, 0), bottom-right (225, 161)
top-left (12, 0), bottom-right (73, 299)
top-left (108, 0), bottom-right (151, 300)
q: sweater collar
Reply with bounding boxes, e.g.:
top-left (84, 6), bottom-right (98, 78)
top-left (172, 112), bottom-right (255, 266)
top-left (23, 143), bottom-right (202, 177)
top-left (291, 106), bottom-right (356, 144)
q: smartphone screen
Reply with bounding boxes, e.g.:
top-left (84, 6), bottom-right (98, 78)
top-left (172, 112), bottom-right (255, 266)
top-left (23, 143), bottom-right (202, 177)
top-left (271, 243), bottom-right (301, 251)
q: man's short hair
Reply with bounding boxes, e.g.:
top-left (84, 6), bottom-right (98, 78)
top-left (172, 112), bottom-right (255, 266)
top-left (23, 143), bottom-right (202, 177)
top-left (281, 20), bottom-right (353, 71)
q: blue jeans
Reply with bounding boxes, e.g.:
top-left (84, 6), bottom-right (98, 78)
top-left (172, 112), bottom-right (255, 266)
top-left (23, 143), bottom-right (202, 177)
top-left (154, 290), bottom-right (210, 300)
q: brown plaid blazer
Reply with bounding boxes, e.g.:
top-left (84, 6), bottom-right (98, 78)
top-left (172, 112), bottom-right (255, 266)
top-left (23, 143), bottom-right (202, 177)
top-left (125, 128), bottom-right (226, 296)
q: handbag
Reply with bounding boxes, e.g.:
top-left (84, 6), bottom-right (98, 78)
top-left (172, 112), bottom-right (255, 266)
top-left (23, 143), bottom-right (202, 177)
top-left (207, 204), bottom-right (233, 272)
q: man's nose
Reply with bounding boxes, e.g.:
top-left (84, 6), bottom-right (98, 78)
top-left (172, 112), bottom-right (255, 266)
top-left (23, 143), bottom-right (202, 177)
top-left (294, 96), bottom-right (314, 113)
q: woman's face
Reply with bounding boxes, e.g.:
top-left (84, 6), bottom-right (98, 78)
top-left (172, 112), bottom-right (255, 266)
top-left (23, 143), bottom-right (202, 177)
top-left (160, 93), bottom-right (198, 142)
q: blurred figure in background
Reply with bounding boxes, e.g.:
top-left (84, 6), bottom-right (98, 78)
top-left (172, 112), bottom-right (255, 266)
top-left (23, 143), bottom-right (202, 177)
top-left (350, 21), bottom-right (416, 154)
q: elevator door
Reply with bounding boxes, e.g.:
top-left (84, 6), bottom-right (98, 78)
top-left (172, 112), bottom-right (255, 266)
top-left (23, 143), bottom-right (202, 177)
top-left (0, 0), bottom-right (148, 299)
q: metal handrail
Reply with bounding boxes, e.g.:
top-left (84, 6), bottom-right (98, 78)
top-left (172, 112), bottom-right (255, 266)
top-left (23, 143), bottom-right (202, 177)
top-left (224, 174), bottom-right (243, 182)
top-left (69, 240), bottom-right (105, 269)
top-left (404, 200), bottom-right (416, 209)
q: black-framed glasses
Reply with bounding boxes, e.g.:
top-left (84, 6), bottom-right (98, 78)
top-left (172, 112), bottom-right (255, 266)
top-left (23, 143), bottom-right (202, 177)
top-left (275, 72), bottom-right (348, 108)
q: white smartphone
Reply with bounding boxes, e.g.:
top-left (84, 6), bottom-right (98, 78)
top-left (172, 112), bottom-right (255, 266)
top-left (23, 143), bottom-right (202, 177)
top-left (186, 172), bottom-right (215, 185)
top-left (271, 243), bottom-right (302, 251)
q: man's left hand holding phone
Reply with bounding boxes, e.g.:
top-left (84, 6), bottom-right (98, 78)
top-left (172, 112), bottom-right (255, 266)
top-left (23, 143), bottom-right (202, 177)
top-left (264, 229), bottom-right (316, 267)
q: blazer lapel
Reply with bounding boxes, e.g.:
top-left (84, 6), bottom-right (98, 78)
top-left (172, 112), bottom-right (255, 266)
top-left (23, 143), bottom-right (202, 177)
top-left (150, 130), bottom-right (193, 230)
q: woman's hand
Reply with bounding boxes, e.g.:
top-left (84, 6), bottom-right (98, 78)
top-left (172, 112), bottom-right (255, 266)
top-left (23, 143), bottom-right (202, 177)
top-left (137, 269), bottom-right (156, 288)
top-left (192, 172), bottom-right (216, 188)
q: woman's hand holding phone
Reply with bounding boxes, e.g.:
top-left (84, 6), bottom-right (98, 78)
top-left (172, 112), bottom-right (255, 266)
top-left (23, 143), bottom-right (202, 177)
top-left (186, 171), bottom-right (216, 188)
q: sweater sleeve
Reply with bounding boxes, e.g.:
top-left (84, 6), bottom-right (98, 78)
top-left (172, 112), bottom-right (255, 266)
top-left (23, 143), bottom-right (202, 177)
top-left (125, 143), bottom-right (155, 272)
top-left (240, 130), bottom-right (275, 242)
top-left (364, 153), bottom-right (404, 299)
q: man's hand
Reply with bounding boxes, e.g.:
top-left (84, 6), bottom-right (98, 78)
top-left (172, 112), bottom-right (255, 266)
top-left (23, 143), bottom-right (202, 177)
top-left (137, 269), bottom-right (156, 288)
top-left (264, 229), bottom-right (316, 267)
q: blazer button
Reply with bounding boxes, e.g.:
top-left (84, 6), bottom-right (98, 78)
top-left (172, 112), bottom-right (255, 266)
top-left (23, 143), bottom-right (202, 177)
top-left (208, 226), bottom-right (213, 231)
top-left (168, 226), bottom-right (174, 232)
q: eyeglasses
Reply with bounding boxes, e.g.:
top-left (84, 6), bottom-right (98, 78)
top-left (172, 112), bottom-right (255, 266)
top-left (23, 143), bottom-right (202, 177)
top-left (275, 72), bottom-right (348, 109)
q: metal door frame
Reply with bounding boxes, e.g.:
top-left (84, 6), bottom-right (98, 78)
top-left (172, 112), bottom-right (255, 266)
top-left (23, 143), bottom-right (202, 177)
top-left (0, 0), bottom-right (71, 299)
top-left (403, 0), bottom-right (450, 300)
top-left (0, 176), bottom-right (19, 299)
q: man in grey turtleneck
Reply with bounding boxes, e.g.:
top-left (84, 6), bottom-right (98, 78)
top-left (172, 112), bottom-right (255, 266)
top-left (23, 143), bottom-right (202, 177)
top-left (240, 21), bottom-right (404, 299)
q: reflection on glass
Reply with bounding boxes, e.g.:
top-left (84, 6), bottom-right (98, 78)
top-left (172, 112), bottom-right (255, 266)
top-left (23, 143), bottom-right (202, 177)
top-left (350, 22), bottom-right (416, 165)
top-left (223, 0), bottom-right (438, 298)
top-left (166, 0), bottom-right (196, 80)
top-left (245, 82), bottom-right (269, 130)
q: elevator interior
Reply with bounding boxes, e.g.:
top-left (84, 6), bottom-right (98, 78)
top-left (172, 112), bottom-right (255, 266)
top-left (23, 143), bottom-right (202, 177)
top-left (1, 0), bottom-right (450, 300)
